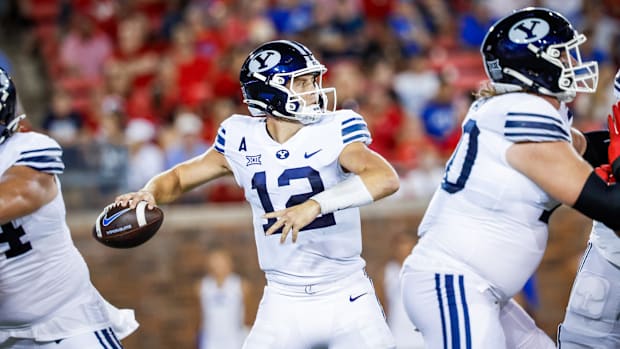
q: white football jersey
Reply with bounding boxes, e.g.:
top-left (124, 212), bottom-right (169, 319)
top-left (590, 221), bottom-right (620, 267)
top-left (405, 93), bottom-right (571, 299)
top-left (0, 132), bottom-right (137, 341)
top-left (215, 111), bottom-right (371, 286)
top-left (199, 274), bottom-right (245, 349)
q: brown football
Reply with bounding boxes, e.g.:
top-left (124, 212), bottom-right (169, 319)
top-left (93, 201), bottom-right (163, 248)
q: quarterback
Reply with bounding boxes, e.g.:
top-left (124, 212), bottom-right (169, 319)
top-left (116, 40), bottom-right (399, 349)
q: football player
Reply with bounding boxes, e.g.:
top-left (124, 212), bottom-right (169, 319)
top-left (197, 246), bottom-right (249, 349)
top-left (557, 69), bottom-right (620, 348)
top-left (115, 40), bottom-right (399, 349)
top-left (0, 67), bottom-right (138, 347)
top-left (399, 7), bottom-right (620, 349)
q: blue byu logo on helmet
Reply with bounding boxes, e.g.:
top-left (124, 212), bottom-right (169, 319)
top-left (249, 50), bottom-right (281, 73)
top-left (508, 18), bottom-right (550, 43)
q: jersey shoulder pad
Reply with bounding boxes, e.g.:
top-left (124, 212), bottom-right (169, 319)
top-left (214, 114), bottom-right (262, 154)
top-left (10, 132), bottom-right (64, 174)
top-left (502, 94), bottom-right (570, 143)
top-left (331, 109), bottom-right (372, 146)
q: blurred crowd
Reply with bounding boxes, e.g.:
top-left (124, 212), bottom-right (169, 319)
top-left (1, 0), bottom-right (619, 207)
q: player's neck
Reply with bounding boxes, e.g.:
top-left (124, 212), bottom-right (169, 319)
top-left (265, 116), bottom-right (303, 144)
top-left (536, 94), bottom-right (561, 109)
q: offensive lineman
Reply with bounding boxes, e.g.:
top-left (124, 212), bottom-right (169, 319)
top-left (115, 40), bottom-right (398, 349)
top-left (0, 68), bottom-right (138, 348)
top-left (400, 7), bottom-right (620, 349)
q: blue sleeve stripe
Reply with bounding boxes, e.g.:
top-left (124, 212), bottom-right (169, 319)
top-left (16, 155), bottom-right (63, 163)
top-left (506, 114), bottom-right (565, 130)
top-left (20, 147), bottom-right (62, 155)
top-left (504, 132), bottom-right (569, 142)
top-left (26, 165), bottom-right (65, 174)
top-left (505, 120), bottom-right (569, 137)
top-left (506, 113), bottom-right (564, 128)
top-left (216, 134), bottom-right (225, 147)
top-left (342, 123), bottom-right (368, 137)
top-left (214, 145), bottom-right (225, 153)
top-left (615, 79), bottom-right (620, 92)
top-left (343, 132), bottom-right (371, 144)
top-left (342, 116), bottom-right (363, 126)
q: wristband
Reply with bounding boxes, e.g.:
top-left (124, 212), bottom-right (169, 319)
top-left (573, 171), bottom-right (620, 230)
top-left (310, 175), bottom-right (374, 214)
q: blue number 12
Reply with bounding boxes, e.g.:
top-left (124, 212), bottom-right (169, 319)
top-left (252, 166), bottom-right (336, 234)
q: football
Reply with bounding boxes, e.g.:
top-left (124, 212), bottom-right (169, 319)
top-left (93, 201), bottom-right (164, 248)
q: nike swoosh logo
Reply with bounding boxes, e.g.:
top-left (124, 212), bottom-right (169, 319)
top-left (349, 292), bottom-right (368, 302)
top-left (102, 208), bottom-right (132, 227)
top-left (304, 149), bottom-right (322, 158)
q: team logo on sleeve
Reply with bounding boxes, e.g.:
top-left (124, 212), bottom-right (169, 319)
top-left (246, 154), bottom-right (262, 166)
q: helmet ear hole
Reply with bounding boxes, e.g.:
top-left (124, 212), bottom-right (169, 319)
top-left (286, 102), bottom-right (298, 112)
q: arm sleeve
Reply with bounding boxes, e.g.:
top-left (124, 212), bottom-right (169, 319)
top-left (14, 136), bottom-right (64, 175)
top-left (214, 125), bottom-right (227, 154)
top-left (340, 114), bottom-right (372, 146)
top-left (573, 172), bottom-right (620, 230)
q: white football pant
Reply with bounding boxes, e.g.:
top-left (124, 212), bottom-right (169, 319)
top-left (401, 270), bottom-right (555, 349)
top-left (0, 328), bottom-right (124, 349)
top-left (243, 270), bottom-right (396, 349)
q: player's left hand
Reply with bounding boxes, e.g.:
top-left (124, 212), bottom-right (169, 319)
top-left (607, 101), bottom-right (620, 172)
top-left (263, 200), bottom-right (322, 243)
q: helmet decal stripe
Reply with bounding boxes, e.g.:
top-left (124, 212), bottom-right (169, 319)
top-left (286, 40), bottom-right (315, 66)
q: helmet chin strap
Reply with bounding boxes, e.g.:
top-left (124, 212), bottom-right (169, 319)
top-left (502, 68), bottom-right (575, 102)
top-left (0, 114), bottom-right (25, 145)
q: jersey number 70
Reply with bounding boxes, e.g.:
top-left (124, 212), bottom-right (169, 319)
top-left (442, 119), bottom-right (480, 193)
top-left (252, 166), bottom-right (336, 235)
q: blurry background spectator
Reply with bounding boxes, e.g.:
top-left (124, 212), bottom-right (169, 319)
top-left (197, 244), bottom-right (250, 349)
top-left (59, 12), bottom-right (112, 79)
top-left (125, 118), bottom-right (164, 191)
top-left (41, 87), bottom-right (86, 147)
top-left (164, 111), bottom-right (209, 169)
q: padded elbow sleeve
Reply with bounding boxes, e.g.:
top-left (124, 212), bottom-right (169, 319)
top-left (573, 172), bottom-right (620, 230)
top-left (582, 131), bottom-right (609, 167)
